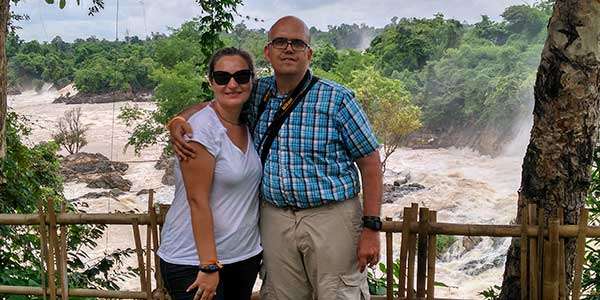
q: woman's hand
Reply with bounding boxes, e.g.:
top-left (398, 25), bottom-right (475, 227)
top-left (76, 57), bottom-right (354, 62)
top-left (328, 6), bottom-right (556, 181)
top-left (187, 271), bottom-right (219, 300)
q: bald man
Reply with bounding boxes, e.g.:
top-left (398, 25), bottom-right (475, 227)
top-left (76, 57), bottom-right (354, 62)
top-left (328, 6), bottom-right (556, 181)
top-left (169, 16), bottom-right (382, 300)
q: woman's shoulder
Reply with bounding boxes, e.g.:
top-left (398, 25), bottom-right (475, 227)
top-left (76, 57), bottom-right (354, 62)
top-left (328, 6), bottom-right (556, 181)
top-left (188, 103), bottom-right (220, 127)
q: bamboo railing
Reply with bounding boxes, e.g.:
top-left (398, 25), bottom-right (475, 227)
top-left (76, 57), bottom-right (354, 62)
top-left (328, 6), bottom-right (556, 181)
top-left (0, 196), bottom-right (597, 300)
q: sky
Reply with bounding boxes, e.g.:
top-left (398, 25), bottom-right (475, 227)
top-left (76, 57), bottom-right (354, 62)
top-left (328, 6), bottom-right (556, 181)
top-left (11, 0), bottom-right (532, 42)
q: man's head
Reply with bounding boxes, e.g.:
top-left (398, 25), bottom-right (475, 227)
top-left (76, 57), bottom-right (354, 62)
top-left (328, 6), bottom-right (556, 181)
top-left (264, 16), bottom-right (313, 77)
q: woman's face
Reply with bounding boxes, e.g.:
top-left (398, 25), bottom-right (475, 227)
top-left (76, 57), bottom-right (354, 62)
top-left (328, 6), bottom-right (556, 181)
top-left (210, 55), bottom-right (253, 109)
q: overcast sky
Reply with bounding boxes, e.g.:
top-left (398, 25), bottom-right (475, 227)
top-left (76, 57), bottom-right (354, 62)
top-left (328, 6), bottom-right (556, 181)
top-left (11, 0), bottom-right (532, 42)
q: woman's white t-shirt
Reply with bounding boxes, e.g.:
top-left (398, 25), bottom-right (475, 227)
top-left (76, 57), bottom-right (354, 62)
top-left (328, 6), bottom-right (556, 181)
top-left (158, 105), bottom-right (262, 265)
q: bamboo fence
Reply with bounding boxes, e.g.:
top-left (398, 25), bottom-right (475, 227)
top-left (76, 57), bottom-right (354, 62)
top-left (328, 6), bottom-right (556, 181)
top-left (0, 195), bottom-right (597, 300)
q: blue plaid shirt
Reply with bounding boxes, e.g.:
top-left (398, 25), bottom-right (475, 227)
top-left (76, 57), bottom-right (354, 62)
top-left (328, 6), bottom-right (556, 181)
top-left (248, 72), bottom-right (380, 208)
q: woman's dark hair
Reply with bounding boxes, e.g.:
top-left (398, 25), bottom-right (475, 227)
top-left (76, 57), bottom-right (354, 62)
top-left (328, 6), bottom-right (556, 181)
top-left (207, 47), bottom-right (256, 82)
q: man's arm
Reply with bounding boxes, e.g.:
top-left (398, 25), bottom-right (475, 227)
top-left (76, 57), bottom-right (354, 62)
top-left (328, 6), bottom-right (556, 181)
top-left (168, 102), bottom-right (209, 159)
top-left (355, 150), bottom-right (383, 272)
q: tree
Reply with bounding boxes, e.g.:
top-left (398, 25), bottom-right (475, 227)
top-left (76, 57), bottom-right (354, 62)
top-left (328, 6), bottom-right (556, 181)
top-left (52, 107), bottom-right (89, 154)
top-left (349, 66), bottom-right (421, 172)
top-left (1, 0), bottom-right (8, 160)
top-left (499, 0), bottom-right (600, 298)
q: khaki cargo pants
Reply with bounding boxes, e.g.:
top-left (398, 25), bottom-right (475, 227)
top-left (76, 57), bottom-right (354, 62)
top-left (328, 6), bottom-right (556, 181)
top-left (259, 198), bottom-right (370, 300)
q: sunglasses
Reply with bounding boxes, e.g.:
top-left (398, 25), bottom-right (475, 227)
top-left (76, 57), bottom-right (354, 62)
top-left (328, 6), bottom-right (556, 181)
top-left (212, 69), bottom-right (253, 85)
top-left (269, 37), bottom-right (310, 52)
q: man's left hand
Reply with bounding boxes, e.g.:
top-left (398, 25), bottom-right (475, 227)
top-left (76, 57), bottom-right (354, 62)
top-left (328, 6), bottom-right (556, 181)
top-left (357, 228), bottom-right (380, 272)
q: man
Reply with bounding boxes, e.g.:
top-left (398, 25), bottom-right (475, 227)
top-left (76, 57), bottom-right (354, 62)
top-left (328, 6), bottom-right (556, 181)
top-left (169, 16), bottom-right (382, 300)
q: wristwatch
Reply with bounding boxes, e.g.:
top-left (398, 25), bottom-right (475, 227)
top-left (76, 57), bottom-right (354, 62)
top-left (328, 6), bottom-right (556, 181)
top-left (362, 216), bottom-right (382, 231)
top-left (199, 261), bottom-right (223, 273)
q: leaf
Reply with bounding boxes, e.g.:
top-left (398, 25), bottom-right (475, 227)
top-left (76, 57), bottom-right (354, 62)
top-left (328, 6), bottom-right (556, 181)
top-left (45, 0), bottom-right (54, 3)
top-left (59, 0), bottom-right (66, 9)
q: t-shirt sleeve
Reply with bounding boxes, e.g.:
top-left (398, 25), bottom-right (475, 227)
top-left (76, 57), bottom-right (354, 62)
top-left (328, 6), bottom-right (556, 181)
top-left (336, 94), bottom-right (380, 160)
top-left (186, 118), bottom-right (223, 157)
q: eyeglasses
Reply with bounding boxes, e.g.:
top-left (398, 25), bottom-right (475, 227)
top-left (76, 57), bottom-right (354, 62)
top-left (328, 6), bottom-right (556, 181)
top-left (269, 37), bottom-right (310, 52)
top-left (212, 69), bottom-right (253, 85)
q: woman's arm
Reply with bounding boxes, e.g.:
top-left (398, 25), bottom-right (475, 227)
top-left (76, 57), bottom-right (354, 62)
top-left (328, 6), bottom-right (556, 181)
top-left (179, 142), bottom-right (219, 299)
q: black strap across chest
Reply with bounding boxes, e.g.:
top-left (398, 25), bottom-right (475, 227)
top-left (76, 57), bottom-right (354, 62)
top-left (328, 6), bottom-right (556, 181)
top-left (255, 72), bottom-right (320, 166)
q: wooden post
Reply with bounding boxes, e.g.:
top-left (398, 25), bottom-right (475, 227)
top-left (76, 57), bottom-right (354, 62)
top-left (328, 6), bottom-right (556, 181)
top-left (557, 208), bottom-right (566, 300)
top-left (572, 208), bottom-right (589, 300)
top-left (528, 204), bottom-right (538, 300)
top-left (145, 194), bottom-right (153, 300)
top-left (416, 208), bottom-right (429, 298)
top-left (537, 208), bottom-right (545, 300)
top-left (398, 206), bottom-right (411, 298)
top-left (59, 202), bottom-right (68, 300)
top-left (46, 198), bottom-right (58, 300)
top-left (38, 202), bottom-right (49, 300)
top-left (520, 203), bottom-right (528, 300)
top-left (542, 219), bottom-right (559, 300)
top-left (148, 190), bottom-right (165, 300)
top-left (385, 217), bottom-right (393, 300)
top-left (407, 203), bottom-right (419, 299)
top-left (426, 211), bottom-right (437, 300)
top-left (132, 219), bottom-right (148, 292)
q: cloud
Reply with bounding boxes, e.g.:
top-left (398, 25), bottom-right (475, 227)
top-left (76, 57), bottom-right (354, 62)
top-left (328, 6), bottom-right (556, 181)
top-left (10, 0), bottom-right (528, 42)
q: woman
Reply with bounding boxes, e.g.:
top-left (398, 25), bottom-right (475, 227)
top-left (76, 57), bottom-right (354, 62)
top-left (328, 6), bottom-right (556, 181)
top-left (157, 48), bottom-right (262, 300)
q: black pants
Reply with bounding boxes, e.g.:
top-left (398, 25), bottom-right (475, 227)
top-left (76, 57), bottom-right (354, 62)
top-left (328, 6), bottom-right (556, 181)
top-left (160, 252), bottom-right (262, 300)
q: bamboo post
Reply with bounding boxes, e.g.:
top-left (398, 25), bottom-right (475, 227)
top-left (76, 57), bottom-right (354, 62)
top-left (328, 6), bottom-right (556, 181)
top-left (59, 202), bottom-right (68, 300)
top-left (47, 198), bottom-right (58, 300)
top-left (557, 208), bottom-right (566, 300)
top-left (38, 202), bottom-right (49, 300)
top-left (520, 204), bottom-right (528, 300)
top-left (132, 219), bottom-right (148, 292)
top-left (572, 208), bottom-right (589, 300)
top-left (407, 203), bottom-right (419, 299)
top-left (542, 219), bottom-right (559, 300)
top-left (416, 208), bottom-right (429, 298)
top-left (537, 207), bottom-right (545, 300)
top-left (528, 204), bottom-right (538, 300)
top-left (398, 206), bottom-right (411, 298)
top-left (426, 211), bottom-right (437, 300)
top-left (149, 190), bottom-right (165, 300)
top-left (385, 217), bottom-right (393, 300)
top-left (145, 193), bottom-right (153, 300)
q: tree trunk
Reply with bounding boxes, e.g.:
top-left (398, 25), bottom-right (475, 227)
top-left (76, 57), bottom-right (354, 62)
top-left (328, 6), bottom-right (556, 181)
top-left (499, 0), bottom-right (600, 299)
top-left (0, 0), bottom-right (8, 160)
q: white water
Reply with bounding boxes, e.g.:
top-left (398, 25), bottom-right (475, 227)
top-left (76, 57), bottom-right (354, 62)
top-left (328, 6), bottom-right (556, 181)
top-left (9, 87), bottom-right (533, 298)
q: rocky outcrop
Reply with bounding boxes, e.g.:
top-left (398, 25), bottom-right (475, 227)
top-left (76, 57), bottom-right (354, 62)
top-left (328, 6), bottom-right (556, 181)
top-left (161, 157), bottom-right (176, 186)
top-left (7, 85), bottom-right (21, 95)
top-left (383, 182), bottom-right (425, 204)
top-left (60, 152), bottom-right (132, 191)
top-left (53, 90), bottom-right (152, 105)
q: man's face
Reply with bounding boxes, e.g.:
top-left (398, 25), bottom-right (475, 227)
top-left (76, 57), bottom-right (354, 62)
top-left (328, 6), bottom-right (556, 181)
top-left (264, 20), bottom-right (313, 77)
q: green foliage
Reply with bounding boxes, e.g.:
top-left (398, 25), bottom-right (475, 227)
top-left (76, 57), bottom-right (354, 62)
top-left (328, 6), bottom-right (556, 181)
top-left (312, 42), bottom-right (339, 72)
top-left (502, 5), bottom-right (547, 39)
top-left (368, 13), bottom-right (464, 75)
top-left (436, 235), bottom-right (457, 255)
top-left (74, 56), bottom-right (127, 93)
top-left (479, 285), bottom-right (501, 300)
top-left (349, 66), bottom-right (421, 171)
top-left (583, 147), bottom-right (600, 299)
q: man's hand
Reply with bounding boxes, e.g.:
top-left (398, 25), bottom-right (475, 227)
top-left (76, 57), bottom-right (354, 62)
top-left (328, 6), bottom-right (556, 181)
top-left (169, 118), bottom-right (196, 160)
top-left (357, 228), bottom-right (380, 272)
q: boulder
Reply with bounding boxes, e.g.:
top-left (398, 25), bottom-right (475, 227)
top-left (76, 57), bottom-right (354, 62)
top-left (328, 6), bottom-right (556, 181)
top-left (383, 182), bottom-right (426, 203)
top-left (162, 158), bottom-right (176, 186)
top-left (61, 152), bottom-right (128, 181)
top-left (86, 173), bottom-right (132, 191)
top-left (462, 236), bottom-right (483, 252)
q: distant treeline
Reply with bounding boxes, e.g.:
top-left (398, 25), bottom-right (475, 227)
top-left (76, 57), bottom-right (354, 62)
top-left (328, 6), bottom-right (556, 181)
top-left (7, 1), bottom-right (553, 148)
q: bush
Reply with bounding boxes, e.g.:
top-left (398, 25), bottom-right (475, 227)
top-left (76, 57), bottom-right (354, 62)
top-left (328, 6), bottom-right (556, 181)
top-left (52, 107), bottom-right (89, 154)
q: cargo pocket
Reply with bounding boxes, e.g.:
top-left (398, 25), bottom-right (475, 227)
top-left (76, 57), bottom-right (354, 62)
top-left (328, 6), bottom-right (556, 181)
top-left (337, 272), bottom-right (370, 300)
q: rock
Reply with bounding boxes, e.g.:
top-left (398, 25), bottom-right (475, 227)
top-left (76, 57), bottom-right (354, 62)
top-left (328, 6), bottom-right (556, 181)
top-left (7, 85), bottom-right (21, 95)
top-left (382, 182), bottom-right (426, 203)
top-left (79, 190), bottom-right (125, 199)
top-left (458, 255), bottom-right (505, 276)
top-left (462, 236), bottom-right (483, 252)
top-left (162, 158), bottom-right (176, 186)
top-left (155, 151), bottom-right (175, 170)
top-left (61, 152), bottom-right (128, 182)
top-left (86, 173), bottom-right (132, 191)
